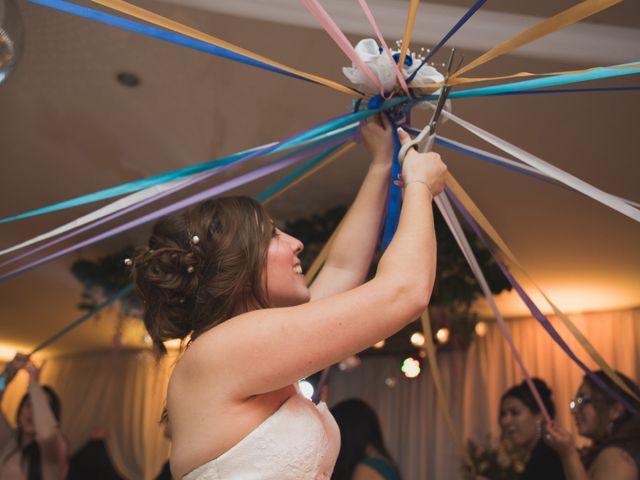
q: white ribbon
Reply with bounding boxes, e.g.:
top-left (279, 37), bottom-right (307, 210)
top-left (440, 110), bottom-right (640, 222)
top-left (0, 177), bottom-right (195, 258)
top-left (0, 123), bottom-right (359, 259)
top-left (435, 192), bottom-right (552, 422)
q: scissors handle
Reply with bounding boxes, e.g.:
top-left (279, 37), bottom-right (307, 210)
top-left (397, 125), bottom-right (435, 164)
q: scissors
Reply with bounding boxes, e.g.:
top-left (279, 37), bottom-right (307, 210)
top-left (398, 48), bottom-right (459, 163)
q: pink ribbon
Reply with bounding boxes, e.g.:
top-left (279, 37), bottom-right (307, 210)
top-left (356, 0), bottom-right (410, 96)
top-left (302, 0), bottom-right (385, 96)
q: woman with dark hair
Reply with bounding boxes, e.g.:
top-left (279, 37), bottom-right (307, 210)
top-left (497, 378), bottom-right (565, 480)
top-left (545, 370), bottom-right (640, 480)
top-left (0, 354), bottom-right (69, 480)
top-left (131, 117), bottom-right (447, 479)
top-left (330, 399), bottom-right (401, 480)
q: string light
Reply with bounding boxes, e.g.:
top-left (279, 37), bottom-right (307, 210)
top-left (373, 340), bottom-right (386, 349)
top-left (475, 321), bottom-right (488, 337)
top-left (401, 357), bottom-right (421, 379)
top-left (435, 327), bottom-right (450, 344)
top-left (410, 332), bottom-right (425, 347)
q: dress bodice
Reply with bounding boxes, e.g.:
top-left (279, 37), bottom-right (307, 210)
top-left (182, 394), bottom-right (340, 479)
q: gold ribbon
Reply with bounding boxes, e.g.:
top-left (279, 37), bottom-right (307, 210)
top-left (446, 173), bottom-right (640, 403)
top-left (453, 0), bottom-right (623, 78)
top-left (92, 0), bottom-right (361, 97)
top-left (263, 143), bottom-right (355, 206)
top-left (304, 227), bottom-right (338, 285)
top-left (412, 63), bottom-right (640, 89)
top-left (398, 0), bottom-right (421, 70)
top-left (421, 309), bottom-right (475, 470)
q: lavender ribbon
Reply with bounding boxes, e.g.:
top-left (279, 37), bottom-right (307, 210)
top-left (446, 187), bottom-right (640, 417)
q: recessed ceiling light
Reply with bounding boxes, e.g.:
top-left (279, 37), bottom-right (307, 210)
top-left (116, 71), bottom-right (141, 87)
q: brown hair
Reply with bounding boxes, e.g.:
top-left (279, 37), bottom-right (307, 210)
top-left (132, 196), bottom-right (272, 353)
top-left (580, 371), bottom-right (640, 468)
top-left (582, 371), bottom-right (640, 438)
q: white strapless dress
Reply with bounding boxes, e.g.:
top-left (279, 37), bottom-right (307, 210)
top-left (182, 394), bottom-right (340, 479)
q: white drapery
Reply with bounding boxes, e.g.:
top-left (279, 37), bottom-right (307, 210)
top-left (1, 350), bottom-right (173, 480)
top-left (327, 307), bottom-right (640, 480)
top-left (1, 308), bottom-right (638, 479)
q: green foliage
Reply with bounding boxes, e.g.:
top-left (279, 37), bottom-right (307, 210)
top-left (285, 204), bottom-right (511, 351)
top-left (70, 246), bottom-right (140, 315)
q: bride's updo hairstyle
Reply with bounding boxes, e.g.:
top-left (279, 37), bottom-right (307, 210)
top-left (132, 196), bottom-right (272, 353)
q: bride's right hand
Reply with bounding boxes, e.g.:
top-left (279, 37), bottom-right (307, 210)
top-left (397, 127), bottom-right (447, 196)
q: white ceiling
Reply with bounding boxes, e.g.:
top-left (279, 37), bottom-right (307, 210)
top-left (0, 0), bottom-right (639, 356)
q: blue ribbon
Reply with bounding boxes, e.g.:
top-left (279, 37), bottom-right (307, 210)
top-left (0, 123), bottom-right (359, 224)
top-left (7, 144), bottom-right (351, 352)
top-left (30, 284), bottom-right (135, 354)
top-left (407, 0), bottom-right (487, 84)
top-left (431, 135), bottom-right (563, 188)
top-left (476, 85), bottom-right (640, 97)
top-left (381, 116), bottom-right (402, 251)
top-left (28, 0), bottom-right (311, 82)
top-left (450, 62), bottom-right (640, 98)
top-left (0, 97), bottom-right (404, 224)
top-left (447, 188), bottom-right (640, 417)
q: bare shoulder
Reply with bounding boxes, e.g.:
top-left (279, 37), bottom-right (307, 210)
top-left (353, 462), bottom-right (385, 480)
top-left (590, 446), bottom-right (638, 480)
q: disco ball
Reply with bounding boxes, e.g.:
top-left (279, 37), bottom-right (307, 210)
top-left (0, 0), bottom-right (24, 85)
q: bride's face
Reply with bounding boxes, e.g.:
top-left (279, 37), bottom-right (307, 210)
top-left (263, 228), bottom-right (309, 307)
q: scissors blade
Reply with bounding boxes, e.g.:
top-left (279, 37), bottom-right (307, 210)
top-left (427, 48), bottom-right (456, 130)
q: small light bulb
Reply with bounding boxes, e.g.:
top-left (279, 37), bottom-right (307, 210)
top-left (475, 321), bottom-right (488, 337)
top-left (435, 327), bottom-right (450, 344)
top-left (410, 332), bottom-right (425, 347)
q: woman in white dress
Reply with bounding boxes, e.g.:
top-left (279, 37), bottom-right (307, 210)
top-left (132, 116), bottom-right (447, 479)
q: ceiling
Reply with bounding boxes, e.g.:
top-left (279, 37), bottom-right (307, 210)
top-left (0, 0), bottom-right (639, 357)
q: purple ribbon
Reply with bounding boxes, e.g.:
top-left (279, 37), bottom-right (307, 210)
top-left (446, 187), bottom-right (640, 417)
top-left (0, 133), bottom-right (353, 283)
top-left (0, 133), bottom-right (351, 271)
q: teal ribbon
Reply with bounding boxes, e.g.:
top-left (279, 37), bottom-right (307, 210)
top-left (450, 62), bottom-right (640, 99)
top-left (256, 143), bottom-right (346, 202)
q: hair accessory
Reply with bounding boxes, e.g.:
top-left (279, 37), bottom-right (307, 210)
top-left (191, 235), bottom-right (200, 245)
top-left (124, 258), bottom-right (133, 266)
top-left (187, 265), bottom-right (195, 273)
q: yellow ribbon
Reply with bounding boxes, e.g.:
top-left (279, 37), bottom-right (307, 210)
top-left (446, 173), bottom-right (640, 403)
top-left (304, 227), bottom-right (339, 285)
top-left (398, 0), bottom-right (421, 71)
top-left (421, 309), bottom-right (475, 470)
top-left (412, 63), bottom-right (640, 89)
top-left (92, 0), bottom-right (361, 97)
top-left (453, 0), bottom-right (623, 78)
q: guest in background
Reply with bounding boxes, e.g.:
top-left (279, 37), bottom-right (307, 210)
top-left (330, 398), bottom-right (401, 480)
top-left (0, 354), bottom-right (69, 480)
top-left (68, 426), bottom-right (123, 480)
top-left (498, 378), bottom-right (565, 480)
top-left (545, 370), bottom-right (640, 480)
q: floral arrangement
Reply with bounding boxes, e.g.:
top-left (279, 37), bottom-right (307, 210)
top-left (342, 38), bottom-right (444, 95)
top-left (463, 436), bottom-right (528, 480)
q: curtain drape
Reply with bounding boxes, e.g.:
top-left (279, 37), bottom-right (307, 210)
top-left (1, 308), bottom-right (638, 479)
top-left (327, 307), bottom-right (640, 480)
top-left (1, 350), bottom-right (174, 480)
